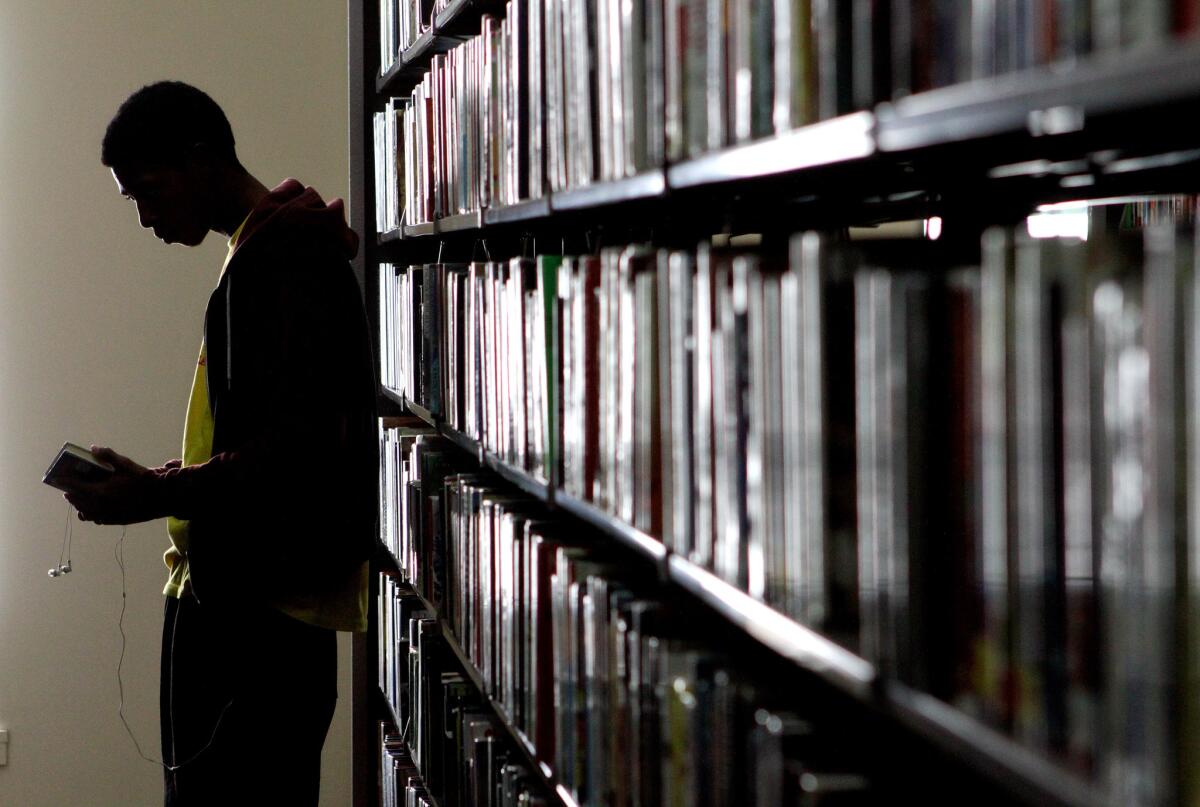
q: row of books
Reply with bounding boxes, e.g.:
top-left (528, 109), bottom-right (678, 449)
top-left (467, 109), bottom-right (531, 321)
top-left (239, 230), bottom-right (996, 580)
top-left (378, 572), bottom-right (425, 736)
top-left (379, 0), bottom-right (479, 75)
top-left (971, 224), bottom-right (1200, 807)
top-left (380, 427), bottom-right (475, 611)
top-left (377, 445), bottom-right (876, 807)
top-left (1119, 194), bottom-right (1200, 229)
top-left (379, 217), bottom-right (1200, 804)
top-left (379, 686), bottom-right (552, 807)
top-left (379, 0), bottom-right (429, 75)
top-left (378, 0), bottom-right (1200, 96)
top-left (372, 0), bottom-right (1200, 228)
top-left (884, 0), bottom-right (1200, 95)
top-left (378, 263), bottom-right (426, 406)
top-left (380, 726), bottom-right (432, 807)
top-left (375, 0), bottom-right (545, 229)
top-left (378, 575), bottom-right (556, 807)
top-left (380, 258), bottom-right (560, 482)
top-left (378, 241), bottom-right (835, 617)
top-left (374, 98), bottom-right (406, 235)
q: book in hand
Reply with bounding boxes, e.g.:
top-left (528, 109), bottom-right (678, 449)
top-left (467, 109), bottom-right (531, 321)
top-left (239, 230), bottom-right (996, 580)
top-left (42, 442), bottom-right (115, 491)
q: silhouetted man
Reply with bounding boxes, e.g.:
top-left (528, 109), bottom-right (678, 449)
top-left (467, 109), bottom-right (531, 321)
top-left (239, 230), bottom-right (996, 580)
top-left (65, 80), bottom-right (376, 807)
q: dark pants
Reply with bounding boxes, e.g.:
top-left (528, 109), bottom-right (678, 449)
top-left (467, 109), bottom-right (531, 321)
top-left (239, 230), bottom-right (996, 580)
top-left (160, 593), bottom-right (337, 807)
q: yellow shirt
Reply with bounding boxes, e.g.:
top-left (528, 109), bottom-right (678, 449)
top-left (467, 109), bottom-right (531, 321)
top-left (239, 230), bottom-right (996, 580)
top-left (163, 218), bottom-right (247, 599)
top-left (162, 215), bottom-right (369, 632)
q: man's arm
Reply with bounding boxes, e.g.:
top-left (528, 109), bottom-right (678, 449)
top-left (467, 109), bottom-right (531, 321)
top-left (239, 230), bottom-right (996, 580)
top-left (68, 245), bottom-right (371, 528)
top-left (64, 447), bottom-right (173, 525)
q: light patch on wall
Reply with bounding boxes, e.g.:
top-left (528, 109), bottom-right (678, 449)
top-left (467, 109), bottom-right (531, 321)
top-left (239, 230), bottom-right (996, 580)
top-left (1028, 202), bottom-right (1090, 240)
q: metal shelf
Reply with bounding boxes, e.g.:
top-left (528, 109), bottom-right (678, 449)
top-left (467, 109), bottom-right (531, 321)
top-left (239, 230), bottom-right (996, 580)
top-left (667, 112), bottom-right (876, 189)
top-left (876, 41), bottom-right (1200, 154)
top-left (399, 28), bottom-right (439, 69)
top-left (484, 197), bottom-right (552, 226)
top-left (434, 0), bottom-right (500, 37)
top-left (377, 682), bottom-right (401, 731)
top-left (377, 29), bottom-right (437, 96)
top-left (549, 171), bottom-right (667, 212)
top-left (439, 422), bottom-right (482, 459)
top-left (482, 453), bottom-right (551, 502)
top-left (883, 682), bottom-right (1112, 807)
top-left (432, 0), bottom-right (471, 29)
top-left (437, 209), bottom-right (484, 233)
top-left (377, 45), bottom-right (1200, 243)
top-left (395, 399), bottom-right (549, 499)
top-left (552, 491), bottom-right (668, 565)
top-left (376, 51), bottom-right (409, 95)
top-left (403, 221), bottom-right (436, 238)
top-left (380, 385), bottom-right (406, 408)
top-left (667, 556), bottom-right (876, 700)
top-left (378, 25), bottom-right (473, 99)
top-left (391, 576), bottom-right (437, 614)
top-left (405, 399), bottom-right (436, 424)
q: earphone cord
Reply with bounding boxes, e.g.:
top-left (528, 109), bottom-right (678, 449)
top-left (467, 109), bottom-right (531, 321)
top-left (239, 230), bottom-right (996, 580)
top-left (114, 525), bottom-right (234, 772)
top-left (60, 502), bottom-right (73, 569)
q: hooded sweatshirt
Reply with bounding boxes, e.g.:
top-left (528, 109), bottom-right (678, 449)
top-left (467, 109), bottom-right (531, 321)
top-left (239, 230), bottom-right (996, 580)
top-left (150, 179), bottom-right (376, 631)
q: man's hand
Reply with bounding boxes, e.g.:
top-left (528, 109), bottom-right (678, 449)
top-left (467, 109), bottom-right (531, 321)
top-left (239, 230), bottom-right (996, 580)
top-left (62, 446), bottom-right (166, 526)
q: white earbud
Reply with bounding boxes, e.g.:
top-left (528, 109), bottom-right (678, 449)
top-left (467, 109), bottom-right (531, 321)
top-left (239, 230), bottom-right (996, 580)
top-left (49, 504), bottom-right (76, 580)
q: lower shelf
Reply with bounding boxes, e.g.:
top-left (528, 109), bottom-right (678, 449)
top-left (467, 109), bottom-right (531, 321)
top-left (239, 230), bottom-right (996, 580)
top-left (553, 490), bottom-right (667, 564)
top-left (666, 555), bottom-right (875, 699)
top-left (429, 603), bottom-right (581, 807)
top-left (883, 683), bottom-right (1108, 807)
top-left (381, 404), bottom-right (1114, 807)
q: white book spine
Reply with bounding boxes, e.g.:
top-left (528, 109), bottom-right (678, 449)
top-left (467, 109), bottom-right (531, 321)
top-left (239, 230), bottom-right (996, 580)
top-left (693, 243), bottom-right (715, 567)
top-left (797, 233), bottom-right (828, 626)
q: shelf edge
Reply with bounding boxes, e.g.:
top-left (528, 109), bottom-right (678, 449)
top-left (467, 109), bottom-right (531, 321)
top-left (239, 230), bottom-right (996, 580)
top-left (884, 682), bottom-right (1113, 807)
top-left (667, 555), bottom-right (876, 699)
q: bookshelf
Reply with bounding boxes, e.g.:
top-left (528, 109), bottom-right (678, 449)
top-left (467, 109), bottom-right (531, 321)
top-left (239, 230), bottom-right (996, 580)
top-left (352, 2), bottom-right (1200, 807)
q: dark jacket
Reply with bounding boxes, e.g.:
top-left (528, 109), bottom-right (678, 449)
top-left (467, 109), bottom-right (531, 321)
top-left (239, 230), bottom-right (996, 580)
top-left (156, 179), bottom-right (377, 608)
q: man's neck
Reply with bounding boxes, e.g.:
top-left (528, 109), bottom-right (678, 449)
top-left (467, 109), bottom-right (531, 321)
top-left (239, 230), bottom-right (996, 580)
top-left (213, 170), bottom-right (270, 237)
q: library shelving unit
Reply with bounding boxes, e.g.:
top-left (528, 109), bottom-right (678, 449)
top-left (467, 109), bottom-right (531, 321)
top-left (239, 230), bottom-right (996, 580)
top-left (349, 2), bottom-right (1200, 806)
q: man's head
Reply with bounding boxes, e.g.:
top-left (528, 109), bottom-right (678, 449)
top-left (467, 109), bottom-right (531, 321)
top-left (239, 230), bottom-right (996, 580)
top-left (102, 81), bottom-right (241, 246)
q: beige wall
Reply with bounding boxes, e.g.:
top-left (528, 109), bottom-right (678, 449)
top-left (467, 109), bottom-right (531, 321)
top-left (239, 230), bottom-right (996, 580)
top-left (0, 2), bottom-right (355, 805)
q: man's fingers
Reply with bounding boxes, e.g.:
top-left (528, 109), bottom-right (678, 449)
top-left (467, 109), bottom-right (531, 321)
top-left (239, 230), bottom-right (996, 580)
top-left (91, 445), bottom-right (145, 474)
top-left (91, 446), bottom-right (123, 467)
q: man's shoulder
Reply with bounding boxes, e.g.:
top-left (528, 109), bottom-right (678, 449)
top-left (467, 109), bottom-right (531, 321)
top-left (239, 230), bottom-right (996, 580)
top-left (228, 224), bottom-right (352, 288)
top-left (235, 180), bottom-right (359, 265)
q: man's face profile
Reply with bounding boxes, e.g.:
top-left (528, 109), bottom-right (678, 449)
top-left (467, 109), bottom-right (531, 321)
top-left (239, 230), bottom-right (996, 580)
top-left (111, 161), bottom-right (210, 247)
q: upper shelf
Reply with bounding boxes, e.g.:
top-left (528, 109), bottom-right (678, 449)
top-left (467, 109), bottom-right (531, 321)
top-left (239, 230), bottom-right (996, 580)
top-left (374, 41), bottom-right (1200, 247)
top-left (667, 112), bottom-right (875, 189)
top-left (550, 170), bottom-right (668, 212)
top-left (377, 0), bottom-right (499, 99)
top-left (875, 40), bottom-right (1200, 153)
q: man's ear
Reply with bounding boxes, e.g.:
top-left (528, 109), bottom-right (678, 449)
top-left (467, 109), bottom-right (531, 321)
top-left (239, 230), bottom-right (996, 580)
top-left (184, 141), bottom-right (220, 176)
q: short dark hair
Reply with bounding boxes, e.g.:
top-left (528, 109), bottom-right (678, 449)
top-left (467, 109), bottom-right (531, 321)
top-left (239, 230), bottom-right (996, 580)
top-left (101, 81), bottom-right (238, 169)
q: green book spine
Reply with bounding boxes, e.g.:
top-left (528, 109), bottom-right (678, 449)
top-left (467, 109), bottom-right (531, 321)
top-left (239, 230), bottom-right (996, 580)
top-left (539, 255), bottom-right (564, 482)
